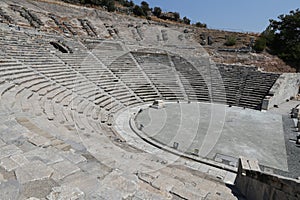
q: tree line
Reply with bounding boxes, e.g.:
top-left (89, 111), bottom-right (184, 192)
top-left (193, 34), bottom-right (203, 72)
top-left (60, 0), bottom-right (207, 27)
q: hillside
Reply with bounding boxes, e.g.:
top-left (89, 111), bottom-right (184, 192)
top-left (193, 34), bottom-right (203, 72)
top-left (193, 29), bottom-right (296, 73)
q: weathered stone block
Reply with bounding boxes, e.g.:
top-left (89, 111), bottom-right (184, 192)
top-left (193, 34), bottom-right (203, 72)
top-left (51, 160), bottom-right (80, 181)
top-left (0, 144), bottom-right (23, 160)
top-left (0, 157), bottom-right (19, 172)
top-left (15, 160), bottom-right (54, 184)
top-left (46, 186), bottom-right (85, 200)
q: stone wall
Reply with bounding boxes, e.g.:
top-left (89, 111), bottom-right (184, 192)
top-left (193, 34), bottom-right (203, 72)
top-left (234, 157), bottom-right (300, 200)
top-left (262, 73), bottom-right (300, 110)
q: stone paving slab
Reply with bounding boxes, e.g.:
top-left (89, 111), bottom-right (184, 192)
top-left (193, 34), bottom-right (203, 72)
top-left (0, 180), bottom-right (20, 200)
top-left (27, 134), bottom-right (51, 147)
top-left (0, 144), bottom-right (23, 160)
top-left (10, 153), bottom-right (30, 166)
top-left (15, 160), bottom-right (54, 184)
top-left (47, 186), bottom-right (85, 200)
top-left (59, 150), bottom-right (87, 164)
top-left (0, 157), bottom-right (19, 172)
top-left (23, 147), bottom-right (64, 165)
top-left (51, 160), bottom-right (80, 181)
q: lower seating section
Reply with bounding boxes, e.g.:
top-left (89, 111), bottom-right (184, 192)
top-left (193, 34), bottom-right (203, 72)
top-left (0, 29), bottom-right (126, 134)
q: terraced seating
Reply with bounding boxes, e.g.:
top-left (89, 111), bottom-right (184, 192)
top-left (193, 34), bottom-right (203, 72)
top-left (57, 41), bottom-right (143, 109)
top-left (107, 52), bottom-right (162, 102)
top-left (217, 64), bottom-right (279, 109)
top-left (0, 31), bottom-right (125, 119)
top-left (0, 25), bottom-right (279, 118)
top-left (171, 56), bottom-right (210, 102)
top-left (132, 52), bottom-right (185, 101)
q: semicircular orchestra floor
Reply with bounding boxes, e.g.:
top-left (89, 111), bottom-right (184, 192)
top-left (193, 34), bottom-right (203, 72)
top-left (133, 102), bottom-right (288, 171)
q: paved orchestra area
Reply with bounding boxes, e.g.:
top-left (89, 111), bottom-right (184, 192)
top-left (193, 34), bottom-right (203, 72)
top-left (134, 102), bottom-right (288, 171)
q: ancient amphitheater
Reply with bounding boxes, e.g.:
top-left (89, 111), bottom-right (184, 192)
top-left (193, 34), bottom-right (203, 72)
top-left (0, 0), bottom-right (299, 199)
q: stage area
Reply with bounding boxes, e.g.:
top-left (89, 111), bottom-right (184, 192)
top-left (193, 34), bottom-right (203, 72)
top-left (134, 102), bottom-right (288, 171)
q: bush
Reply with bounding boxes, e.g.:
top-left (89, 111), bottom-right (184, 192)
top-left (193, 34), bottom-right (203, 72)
top-left (195, 21), bottom-right (207, 28)
top-left (224, 36), bottom-right (237, 46)
top-left (153, 7), bottom-right (162, 17)
top-left (183, 16), bottom-right (191, 25)
top-left (102, 0), bottom-right (116, 12)
top-left (173, 12), bottom-right (180, 21)
top-left (133, 5), bottom-right (146, 16)
top-left (253, 36), bottom-right (267, 52)
top-left (125, 0), bottom-right (134, 7)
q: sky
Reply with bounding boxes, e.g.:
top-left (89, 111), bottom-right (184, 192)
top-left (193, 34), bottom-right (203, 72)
top-left (132, 0), bottom-right (299, 33)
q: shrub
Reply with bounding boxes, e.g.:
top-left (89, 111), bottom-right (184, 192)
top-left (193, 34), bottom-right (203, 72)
top-left (133, 5), bottom-right (146, 16)
top-left (253, 36), bottom-right (267, 52)
top-left (153, 7), bottom-right (162, 17)
top-left (195, 21), bottom-right (207, 28)
top-left (173, 12), bottom-right (180, 21)
top-left (224, 36), bottom-right (237, 46)
top-left (183, 16), bottom-right (191, 25)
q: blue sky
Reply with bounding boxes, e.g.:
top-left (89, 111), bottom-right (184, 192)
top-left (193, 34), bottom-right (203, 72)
top-left (132, 0), bottom-right (299, 33)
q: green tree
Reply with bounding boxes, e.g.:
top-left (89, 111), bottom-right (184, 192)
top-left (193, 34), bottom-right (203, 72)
top-left (173, 12), bottom-right (180, 21)
top-left (133, 5), bottom-right (145, 16)
top-left (195, 21), bottom-right (207, 28)
top-left (140, 1), bottom-right (150, 16)
top-left (183, 16), bottom-right (191, 25)
top-left (153, 7), bottom-right (162, 17)
top-left (266, 9), bottom-right (300, 71)
top-left (124, 0), bottom-right (134, 7)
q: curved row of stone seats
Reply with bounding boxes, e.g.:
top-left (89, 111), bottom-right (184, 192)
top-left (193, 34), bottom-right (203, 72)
top-left (0, 54), bottom-right (113, 132)
top-left (19, 84), bottom-right (108, 142)
top-left (0, 30), bottom-right (127, 115)
top-left (171, 56), bottom-right (210, 102)
top-left (83, 39), bottom-right (123, 51)
top-left (239, 72), bottom-right (279, 109)
top-left (39, 87), bottom-right (115, 138)
top-left (217, 64), bottom-right (280, 109)
top-left (0, 30), bottom-right (126, 124)
top-left (1, 31), bottom-right (157, 111)
top-left (56, 45), bottom-right (143, 110)
top-left (0, 54), bottom-right (46, 112)
top-left (107, 52), bottom-right (162, 102)
top-left (131, 52), bottom-right (186, 101)
top-left (83, 41), bottom-right (125, 66)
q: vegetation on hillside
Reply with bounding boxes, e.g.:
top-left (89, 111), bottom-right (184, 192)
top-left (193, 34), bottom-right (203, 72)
top-left (60, 0), bottom-right (207, 27)
top-left (254, 9), bottom-right (300, 71)
top-left (224, 35), bottom-right (237, 46)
